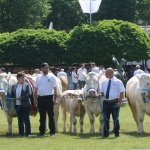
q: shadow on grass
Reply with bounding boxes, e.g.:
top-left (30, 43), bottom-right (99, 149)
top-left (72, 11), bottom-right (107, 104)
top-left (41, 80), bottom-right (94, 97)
top-left (122, 131), bottom-right (150, 138)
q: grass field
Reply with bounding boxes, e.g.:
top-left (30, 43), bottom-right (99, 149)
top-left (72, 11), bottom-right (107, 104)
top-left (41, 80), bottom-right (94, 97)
top-left (0, 104), bottom-right (150, 150)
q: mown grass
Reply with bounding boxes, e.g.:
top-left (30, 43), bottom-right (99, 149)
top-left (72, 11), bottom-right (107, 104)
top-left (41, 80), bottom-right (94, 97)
top-left (0, 105), bottom-right (150, 150)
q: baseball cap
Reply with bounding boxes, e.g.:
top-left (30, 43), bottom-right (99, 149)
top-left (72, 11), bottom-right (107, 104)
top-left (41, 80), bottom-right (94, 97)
top-left (41, 62), bottom-right (49, 68)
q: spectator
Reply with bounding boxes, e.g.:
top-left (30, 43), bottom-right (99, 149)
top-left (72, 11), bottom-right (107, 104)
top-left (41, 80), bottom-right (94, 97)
top-left (129, 65), bottom-right (135, 78)
top-left (133, 65), bottom-right (145, 76)
top-left (57, 69), bottom-right (67, 77)
top-left (72, 67), bottom-right (78, 90)
top-left (144, 66), bottom-right (149, 74)
top-left (32, 69), bottom-right (40, 76)
top-left (99, 65), bottom-right (106, 75)
top-left (0, 68), bottom-right (7, 74)
top-left (77, 63), bottom-right (87, 89)
top-left (91, 63), bottom-right (99, 73)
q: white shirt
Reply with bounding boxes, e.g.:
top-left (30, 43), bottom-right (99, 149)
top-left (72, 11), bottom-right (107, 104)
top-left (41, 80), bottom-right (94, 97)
top-left (16, 84), bottom-right (22, 105)
top-left (100, 77), bottom-right (125, 100)
top-left (35, 74), bottom-right (57, 96)
top-left (91, 67), bottom-right (99, 73)
top-left (134, 69), bottom-right (145, 76)
top-left (57, 72), bottom-right (67, 77)
top-left (144, 70), bottom-right (149, 74)
top-left (77, 68), bottom-right (87, 81)
top-left (72, 72), bottom-right (78, 83)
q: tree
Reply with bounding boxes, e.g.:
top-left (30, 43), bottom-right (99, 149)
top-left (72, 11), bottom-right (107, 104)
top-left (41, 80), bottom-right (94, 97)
top-left (135, 0), bottom-right (150, 25)
top-left (66, 20), bottom-right (150, 65)
top-left (0, 29), bottom-right (68, 67)
top-left (92, 0), bottom-right (136, 22)
top-left (0, 0), bottom-right (51, 32)
top-left (43, 0), bottom-right (88, 31)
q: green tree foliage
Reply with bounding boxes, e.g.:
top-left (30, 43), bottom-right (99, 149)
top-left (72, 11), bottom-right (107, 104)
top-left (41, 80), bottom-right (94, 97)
top-left (0, 29), bottom-right (68, 67)
top-left (43, 0), bottom-right (88, 31)
top-left (66, 20), bottom-right (150, 65)
top-left (0, 0), bottom-right (51, 32)
top-left (93, 0), bottom-right (136, 22)
top-left (135, 0), bottom-right (150, 25)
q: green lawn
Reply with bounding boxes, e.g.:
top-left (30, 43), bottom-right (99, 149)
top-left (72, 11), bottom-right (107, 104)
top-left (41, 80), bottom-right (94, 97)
top-left (0, 105), bottom-right (150, 150)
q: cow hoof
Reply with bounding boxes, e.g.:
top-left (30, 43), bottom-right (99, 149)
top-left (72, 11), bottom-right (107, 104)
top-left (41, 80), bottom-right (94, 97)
top-left (89, 132), bottom-right (94, 135)
top-left (137, 131), bottom-right (143, 134)
top-left (6, 132), bottom-right (12, 135)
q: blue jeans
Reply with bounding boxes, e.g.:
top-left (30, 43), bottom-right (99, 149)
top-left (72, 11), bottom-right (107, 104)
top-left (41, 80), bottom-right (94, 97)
top-left (103, 101), bottom-right (120, 136)
top-left (78, 80), bottom-right (85, 89)
top-left (15, 105), bottom-right (31, 135)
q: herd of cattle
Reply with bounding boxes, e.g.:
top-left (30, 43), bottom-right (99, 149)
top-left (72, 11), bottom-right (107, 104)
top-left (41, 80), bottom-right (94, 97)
top-left (0, 71), bottom-right (150, 135)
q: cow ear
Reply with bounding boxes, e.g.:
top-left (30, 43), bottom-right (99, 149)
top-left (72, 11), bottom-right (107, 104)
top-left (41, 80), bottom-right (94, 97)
top-left (95, 73), bottom-right (100, 80)
top-left (82, 72), bottom-right (87, 79)
top-left (7, 72), bottom-right (11, 81)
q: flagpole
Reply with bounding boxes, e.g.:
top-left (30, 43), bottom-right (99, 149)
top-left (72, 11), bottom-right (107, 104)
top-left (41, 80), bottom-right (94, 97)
top-left (90, 0), bottom-right (92, 24)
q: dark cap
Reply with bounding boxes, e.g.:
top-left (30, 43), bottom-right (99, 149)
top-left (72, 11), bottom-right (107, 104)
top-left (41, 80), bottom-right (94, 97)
top-left (41, 62), bottom-right (49, 68)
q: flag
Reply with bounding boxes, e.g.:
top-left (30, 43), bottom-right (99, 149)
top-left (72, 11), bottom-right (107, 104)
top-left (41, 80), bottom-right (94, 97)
top-left (78, 0), bottom-right (102, 14)
top-left (49, 22), bottom-right (53, 30)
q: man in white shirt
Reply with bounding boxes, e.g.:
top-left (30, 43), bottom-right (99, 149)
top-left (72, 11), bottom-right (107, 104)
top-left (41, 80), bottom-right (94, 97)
top-left (72, 67), bottom-right (78, 90)
top-left (0, 67), bottom-right (7, 74)
top-left (133, 65), bottom-right (145, 76)
top-left (100, 68), bottom-right (125, 138)
top-left (91, 62), bottom-right (99, 73)
top-left (34, 62), bottom-right (58, 137)
top-left (77, 63), bottom-right (87, 89)
top-left (57, 69), bottom-right (67, 77)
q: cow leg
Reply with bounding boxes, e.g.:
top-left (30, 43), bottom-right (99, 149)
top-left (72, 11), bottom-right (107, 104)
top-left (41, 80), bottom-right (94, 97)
top-left (54, 105), bottom-right (59, 132)
top-left (70, 112), bottom-right (77, 133)
top-left (85, 107), bottom-right (95, 134)
top-left (4, 111), bottom-right (12, 135)
top-left (136, 103), bottom-right (144, 134)
top-left (61, 106), bottom-right (66, 132)
top-left (69, 114), bottom-right (73, 132)
top-left (99, 113), bottom-right (104, 134)
top-left (79, 112), bottom-right (85, 134)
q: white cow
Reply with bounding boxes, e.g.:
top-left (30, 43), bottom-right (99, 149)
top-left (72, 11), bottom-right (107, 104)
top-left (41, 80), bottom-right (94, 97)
top-left (126, 74), bottom-right (150, 134)
top-left (83, 71), bottom-right (106, 134)
top-left (61, 90), bottom-right (85, 133)
top-left (0, 73), bottom-right (17, 134)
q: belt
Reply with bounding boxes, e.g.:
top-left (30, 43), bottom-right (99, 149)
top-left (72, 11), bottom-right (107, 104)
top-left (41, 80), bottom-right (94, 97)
top-left (38, 95), bottom-right (53, 99)
top-left (104, 98), bottom-right (118, 103)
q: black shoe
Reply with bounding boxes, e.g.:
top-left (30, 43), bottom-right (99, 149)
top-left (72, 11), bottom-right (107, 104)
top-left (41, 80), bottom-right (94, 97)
top-left (50, 134), bottom-right (55, 136)
top-left (26, 134), bottom-right (31, 137)
top-left (103, 135), bottom-right (109, 138)
top-left (115, 134), bottom-right (119, 137)
top-left (37, 133), bottom-right (44, 137)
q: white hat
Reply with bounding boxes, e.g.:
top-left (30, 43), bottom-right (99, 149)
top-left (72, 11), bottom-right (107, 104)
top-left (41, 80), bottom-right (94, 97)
top-left (60, 69), bottom-right (64, 72)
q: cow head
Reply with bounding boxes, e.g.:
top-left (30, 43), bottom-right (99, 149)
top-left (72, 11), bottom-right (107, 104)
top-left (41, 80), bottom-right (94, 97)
top-left (0, 74), bottom-right (10, 96)
top-left (83, 72), bottom-right (100, 97)
top-left (67, 90), bottom-right (83, 102)
top-left (137, 74), bottom-right (150, 97)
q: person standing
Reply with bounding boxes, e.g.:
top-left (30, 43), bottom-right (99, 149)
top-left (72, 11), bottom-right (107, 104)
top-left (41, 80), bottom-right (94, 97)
top-left (144, 66), bottom-right (149, 74)
top-left (12, 72), bottom-right (32, 137)
top-left (72, 67), bottom-right (78, 90)
top-left (32, 69), bottom-right (40, 76)
top-left (91, 62), bottom-right (99, 73)
top-left (100, 68), bottom-right (125, 138)
top-left (57, 69), bottom-right (67, 77)
top-left (133, 65), bottom-right (145, 76)
top-left (77, 63), bottom-right (87, 89)
top-left (34, 62), bottom-right (58, 136)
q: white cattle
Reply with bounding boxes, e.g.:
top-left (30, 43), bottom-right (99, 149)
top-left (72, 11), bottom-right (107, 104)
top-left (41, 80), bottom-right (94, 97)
top-left (61, 90), bottom-right (85, 133)
top-left (0, 73), bottom-right (17, 134)
top-left (83, 71), bottom-right (106, 134)
top-left (126, 74), bottom-right (150, 134)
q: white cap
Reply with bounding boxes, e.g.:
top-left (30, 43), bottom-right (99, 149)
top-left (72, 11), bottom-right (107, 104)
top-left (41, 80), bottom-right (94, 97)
top-left (60, 69), bottom-right (64, 72)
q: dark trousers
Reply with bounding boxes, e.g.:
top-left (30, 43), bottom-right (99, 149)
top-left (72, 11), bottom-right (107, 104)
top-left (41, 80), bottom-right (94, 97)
top-left (15, 105), bottom-right (31, 135)
top-left (103, 101), bottom-right (120, 136)
top-left (37, 95), bottom-right (55, 134)
top-left (78, 80), bottom-right (85, 89)
top-left (73, 82), bottom-right (77, 90)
